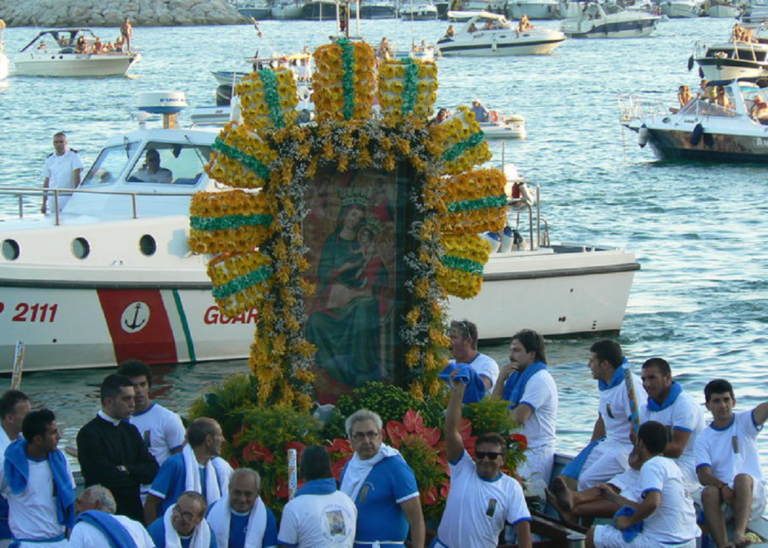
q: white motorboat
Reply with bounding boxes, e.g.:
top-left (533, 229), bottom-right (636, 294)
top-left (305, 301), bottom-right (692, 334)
top-left (15, 29), bottom-right (140, 77)
top-left (0, 20), bottom-right (8, 81)
top-left (619, 79), bottom-right (768, 162)
top-left (400, 0), bottom-right (440, 19)
top-left (705, 0), bottom-right (744, 17)
top-left (212, 52), bottom-right (313, 104)
top-left (659, 0), bottom-right (705, 16)
top-left (691, 32), bottom-right (768, 81)
top-left (437, 12), bottom-right (566, 56)
top-left (271, 0), bottom-right (304, 19)
top-left (480, 112), bottom-right (527, 139)
top-left (561, 2), bottom-right (661, 38)
top-left (0, 91), bottom-right (638, 371)
top-left (507, 0), bottom-right (562, 19)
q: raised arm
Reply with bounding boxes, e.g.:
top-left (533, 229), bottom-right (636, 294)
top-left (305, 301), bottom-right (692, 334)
top-left (445, 375), bottom-right (466, 463)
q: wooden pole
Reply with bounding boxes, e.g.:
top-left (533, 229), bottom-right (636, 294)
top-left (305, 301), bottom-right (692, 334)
top-left (624, 367), bottom-right (640, 433)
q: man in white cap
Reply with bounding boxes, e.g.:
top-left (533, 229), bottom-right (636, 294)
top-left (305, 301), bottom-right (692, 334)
top-left (471, 99), bottom-right (490, 122)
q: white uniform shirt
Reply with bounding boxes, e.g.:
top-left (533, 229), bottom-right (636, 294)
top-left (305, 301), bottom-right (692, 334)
top-left (69, 514), bottom-right (154, 548)
top-left (637, 456), bottom-right (699, 544)
top-left (695, 410), bottom-right (764, 485)
top-left (42, 149), bottom-right (84, 211)
top-left (600, 371), bottom-right (647, 447)
top-left (130, 403), bottom-right (185, 466)
top-left (518, 369), bottom-right (558, 451)
top-left (608, 467), bottom-right (642, 500)
top-left (450, 353), bottom-right (500, 392)
top-left (640, 390), bottom-right (705, 491)
top-left (277, 490), bottom-right (357, 548)
top-left (437, 451), bottom-right (531, 548)
top-left (0, 453), bottom-right (75, 541)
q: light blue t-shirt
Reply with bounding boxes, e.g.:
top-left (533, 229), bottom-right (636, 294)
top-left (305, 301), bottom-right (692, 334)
top-left (341, 456), bottom-right (419, 547)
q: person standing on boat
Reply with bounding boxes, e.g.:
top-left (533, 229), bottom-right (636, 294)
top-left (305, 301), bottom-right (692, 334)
top-left (492, 329), bottom-right (558, 497)
top-left (471, 99), bottom-right (490, 123)
top-left (639, 358), bottom-right (705, 495)
top-left (144, 418), bottom-right (232, 525)
top-left (77, 374), bottom-right (159, 524)
top-left (41, 131), bottom-right (83, 215)
top-left (0, 409), bottom-right (76, 548)
top-left (120, 18), bottom-right (133, 53)
top-left (444, 319), bottom-right (500, 401)
top-left (695, 379), bottom-right (768, 548)
top-left (434, 373), bottom-right (532, 548)
top-left (117, 360), bottom-right (185, 502)
top-left (557, 340), bottom-right (647, 491)
top-left (0, 390), bottom-right (30, 548)
top-left (586, 421), bottom-right (700, 548)
top-left (147, 491), bottom-right (217, 548)
top-left (339, 409), bottom-right (425, 548)
top-left (70, 486), bottom-right (154, 548)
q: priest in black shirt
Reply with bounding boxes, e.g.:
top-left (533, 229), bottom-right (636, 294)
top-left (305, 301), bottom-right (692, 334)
top-left (77, 373), bottom-right (159, 523)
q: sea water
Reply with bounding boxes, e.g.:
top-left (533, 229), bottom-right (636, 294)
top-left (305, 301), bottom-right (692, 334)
top-left (1, 17), bottom-right (768, 473)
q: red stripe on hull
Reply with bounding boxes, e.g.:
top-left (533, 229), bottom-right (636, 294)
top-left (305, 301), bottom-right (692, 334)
top-left (97, 289), bottom-right (178, 364)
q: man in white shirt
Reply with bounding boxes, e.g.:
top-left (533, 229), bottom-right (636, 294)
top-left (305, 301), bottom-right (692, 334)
top-left (0, 409), bottom-right (76, 548)
top-left (587, 421), bottom-right (699, 548)
top-left (493, 328), bottom-right (558, 494)
top-left (434, 373), bottom-right (532, 548)
top-left (70, 485), bottom-right (154, 548)
top-left (559, 340), bottom-right (647, 490)
top-left (639, 358), bottom-right (704, 494)
top-left (41, 131), bottom-right (84, 214)
top-left (695, 379), bottom-right (768, 548)
top-left (117, 360), bottom-right (185, 501)
top-left (132, 149), bottom-right (173, 183)
top-left (0, 390), bottom-right (31, 548)
top-left (448, 319), bottom-right (500, 398)
top-left (278, 446), bottom-right (356, 548)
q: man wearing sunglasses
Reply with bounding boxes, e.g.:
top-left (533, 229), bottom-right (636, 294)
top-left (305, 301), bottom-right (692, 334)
top-left (433, 374), bottom-right (532, 548)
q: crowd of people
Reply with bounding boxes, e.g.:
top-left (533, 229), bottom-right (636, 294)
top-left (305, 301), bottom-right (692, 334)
top-left (0, 326), bottom-right (764, 548)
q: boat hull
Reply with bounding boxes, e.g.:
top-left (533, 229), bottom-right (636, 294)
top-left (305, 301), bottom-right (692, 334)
top-left (706, 3), bottom-right (742, 17)
top-left (438, 35), bottom-right (565, 55)
top-left (642, 126), bottom-right (768, 162)
top-left (563, 18), bottom-right (658, 38)
top-left (357, 4), bottom-right (398, 17)
top-left (237, 6), bottom-right (272, 18)
top-left (14, 53), bottom-right (140, 77)
top-left (695, 58), bottom-right (767, 82)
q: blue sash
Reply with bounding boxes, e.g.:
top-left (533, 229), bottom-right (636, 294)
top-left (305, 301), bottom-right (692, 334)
top-left (4, 440), bottom-right (74, 528)
top-left (560, 438), bottom-right (605, 479)
top-left (439, 362), bottom-right (486, 403)
top-left (295, 477), bottom-right (336, 497)
top-left (77, 511), bottom-right (138, 548)
top-left (502, 360), bottom-right (546, 409)
top-left (647, 381), bottom-right (682, 412)
top-left (598, 358), bottom-right (629, 391)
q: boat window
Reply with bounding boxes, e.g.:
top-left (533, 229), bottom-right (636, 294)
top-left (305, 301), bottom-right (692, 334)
top-left (126, 142), bottom-right (212, 185)
top-left (81, 142), bottom-right (142, 186)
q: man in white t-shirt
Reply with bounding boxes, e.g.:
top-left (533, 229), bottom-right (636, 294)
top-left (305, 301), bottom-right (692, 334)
top-left (587, 421), bottom-right (700, 548)
top-left (559, 340), bottom-right (647, 490)
top-left (41, 131), bottom-right (84, 214)
top-left (0, 391), bottom-right (31, 548)
top-left (695, 379), bottom-right (768, 548)
top-left (70, 485), bottom-right (154, 548)
top-left (0, 409), bottom-right (76, 548)
top-left (448, 319), bottom-right (500, 398)
top-left (492, 328), bottom-right (558, 494)
top-left (639, 358), bottom-right (704, 494)
top-left (117, 359), bottom-right (186, 501)
top-left (434, 374), bottom-right (532, 548)
top-left (278, 446), bottom-right (356, 548)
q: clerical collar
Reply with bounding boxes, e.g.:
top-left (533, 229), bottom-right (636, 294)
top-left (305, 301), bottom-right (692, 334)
top-left (97, 410), bottom-right (122, 426)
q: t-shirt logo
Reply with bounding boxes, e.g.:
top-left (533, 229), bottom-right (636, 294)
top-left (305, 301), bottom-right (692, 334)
top-left (326, 509), bottom-right (347, 537)
top-left (486, 498), bottom-right (497, 517)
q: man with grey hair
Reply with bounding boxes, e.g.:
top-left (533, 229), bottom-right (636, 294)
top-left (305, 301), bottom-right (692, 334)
top-left (339, 409), bottom-right (425, 548)
top-left (70, 485), bottom-right (154, 548)
top-left (148, 491), bottom-right (216, 548)
top-left (208, 469), bottom-right (278, 548)
top-left (41, 131), bottom-right (83, 214)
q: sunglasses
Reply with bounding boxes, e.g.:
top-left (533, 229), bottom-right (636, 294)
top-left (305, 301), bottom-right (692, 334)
top-left (475, 451), bottom-right (503, 460)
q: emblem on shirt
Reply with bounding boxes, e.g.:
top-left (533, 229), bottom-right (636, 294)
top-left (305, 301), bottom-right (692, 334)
top-left (486, 498), bottom-right (497, 517)
top-left (121, 301), bottom-right (150, 333)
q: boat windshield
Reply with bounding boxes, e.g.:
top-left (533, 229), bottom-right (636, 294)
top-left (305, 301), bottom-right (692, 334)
top-left (82, 141), bottom-right (142, 186)
top-left (126, 142), bottom-right (212, 185)
top-left (678, 99), bottom-right (739, 117)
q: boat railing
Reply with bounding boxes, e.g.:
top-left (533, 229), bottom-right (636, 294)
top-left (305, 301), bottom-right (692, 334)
top-left (617, 94), bottom-right (666, 123)
top-left (0, 186), bottom-right (195, 226)
top-left (506, 184), bottom-right (549, 251)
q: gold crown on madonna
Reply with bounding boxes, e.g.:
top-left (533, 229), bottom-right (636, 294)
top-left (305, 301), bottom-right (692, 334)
top-left (339, 186), bottom-right (371, 208)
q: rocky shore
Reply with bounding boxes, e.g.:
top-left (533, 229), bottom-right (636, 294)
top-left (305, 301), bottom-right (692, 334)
top-left (0, 0), bottom-right (248, 27)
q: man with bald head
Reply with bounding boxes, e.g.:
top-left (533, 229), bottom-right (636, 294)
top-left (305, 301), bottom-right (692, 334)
top-left (144, 418), bottom-right (232, 524)
top-left (208, 469), bottom-right (278, 548)
top-left (70, 485), bottom-right (153, 548)
top-left (148, 491), bottom-right (217, 548)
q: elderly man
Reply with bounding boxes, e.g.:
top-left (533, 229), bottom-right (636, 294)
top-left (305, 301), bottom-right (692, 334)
top-left (77, 374), bottom-right (159, 523)
top-left (148, 491), bottom-right (218, 548)
top-left (436, 373), bottom-right (532, 548)
top-left (695, 379), bottom-right (768, 548)
top-left (446, 319), bottom-right (499, 401)
top-left (340, 409), bottom-right (425, 548)
top-left (278, 446), bottom-right (356, 548)
top-left (70, 485), bottom-right (153, 548)
top-left (0, 409), bottom-right (76, 548)
top-left (470, 99), bottom-right (490, 122)
top-left (208, 469), bottom-right (278, 548)
top-left (493, 328), bottom-right (558, 494)
top-left (41, 131), bottom-right (84, 214)
top-left (145, 418), bottom-right (232, 524)
top-left (0, 390), bottom-right (30, 548)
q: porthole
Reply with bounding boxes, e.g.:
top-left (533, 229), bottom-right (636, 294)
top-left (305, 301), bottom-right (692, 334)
top-left (72, 237), bottom-right (90, 259)
top-left (139, 234), bottom-right (157, 256)
top-left (1, 239), bottom-right (20, 261)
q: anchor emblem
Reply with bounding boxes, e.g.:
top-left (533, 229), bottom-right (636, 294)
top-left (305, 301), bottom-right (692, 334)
top-left (120, 302), bottom-right (150, 333)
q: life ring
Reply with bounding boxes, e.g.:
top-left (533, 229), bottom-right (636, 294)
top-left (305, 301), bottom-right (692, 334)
top-left (489, 110), bottom-right (500, 123)
top-left (690, 123), bottom-right (704, 146)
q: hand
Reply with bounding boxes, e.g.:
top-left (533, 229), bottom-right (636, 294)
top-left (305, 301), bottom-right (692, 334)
top-left (595, 483), bottom-right (616, 502)
top-left (499, 361), bottom-right (520, 380)
top-left (614, 515), bottom-right (632, 530)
